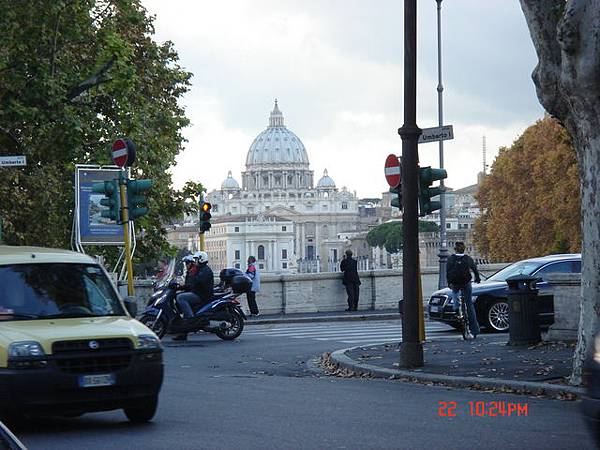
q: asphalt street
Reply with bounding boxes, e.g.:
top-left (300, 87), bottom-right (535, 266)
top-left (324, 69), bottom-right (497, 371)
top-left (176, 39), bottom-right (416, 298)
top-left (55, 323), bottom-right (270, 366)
top-left (14, 320), bottom-right (596, 450)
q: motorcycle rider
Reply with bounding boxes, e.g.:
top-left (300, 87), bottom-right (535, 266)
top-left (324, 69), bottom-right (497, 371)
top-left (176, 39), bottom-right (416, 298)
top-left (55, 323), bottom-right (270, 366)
top-left (173, 251), bottom-right (214, 341)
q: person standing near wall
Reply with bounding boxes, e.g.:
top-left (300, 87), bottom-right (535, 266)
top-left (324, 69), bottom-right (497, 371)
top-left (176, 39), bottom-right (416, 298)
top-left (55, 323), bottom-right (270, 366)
top-left (245, 256), bottom-right (261, 316)
top-left (340, 249), bottom-right (361, 311)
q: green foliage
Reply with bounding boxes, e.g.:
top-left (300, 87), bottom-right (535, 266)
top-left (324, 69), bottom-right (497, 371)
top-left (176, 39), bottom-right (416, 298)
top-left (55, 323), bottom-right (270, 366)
top-left (475, 117), bottom-right (581, 261)
top-left (0, 0), bottom-right (196, 266)
top-left (366, 220), bottom-right (439, 254)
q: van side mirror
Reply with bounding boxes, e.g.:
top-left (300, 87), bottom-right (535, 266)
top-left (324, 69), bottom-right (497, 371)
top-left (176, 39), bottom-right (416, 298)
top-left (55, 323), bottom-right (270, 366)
top-left (124, 296), bottom-right (138, 317)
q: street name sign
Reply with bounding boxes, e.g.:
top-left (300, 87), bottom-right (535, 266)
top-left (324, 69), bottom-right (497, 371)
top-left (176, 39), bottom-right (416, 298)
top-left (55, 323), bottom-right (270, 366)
top-left (418, 125), bottom-right (454, 144)
top-left (111, 139), bottom-right (129, 167)
top-left (0, 156), bottom-right (26, 167)
top-left (384, 154), bottom-right (401, 188)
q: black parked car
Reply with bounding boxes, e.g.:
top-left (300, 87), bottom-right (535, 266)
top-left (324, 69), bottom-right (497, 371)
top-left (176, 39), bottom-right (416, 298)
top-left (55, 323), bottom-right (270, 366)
top-left (428, 253), bottom-right (581, 332)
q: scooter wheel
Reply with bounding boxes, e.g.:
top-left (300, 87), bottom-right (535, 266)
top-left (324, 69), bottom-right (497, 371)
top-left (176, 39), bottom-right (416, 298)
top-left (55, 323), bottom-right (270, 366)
top-left (140, 313), bottom-right (167, 339)
top-left (215, 310), bottom-right (244, 341)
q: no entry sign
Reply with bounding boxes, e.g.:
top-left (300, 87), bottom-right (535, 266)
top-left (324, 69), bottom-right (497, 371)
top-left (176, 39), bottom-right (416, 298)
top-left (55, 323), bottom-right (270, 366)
top-left (112, 139), bottom-right (129, 167)
top-left (384, 154), bottom-right (401, 188)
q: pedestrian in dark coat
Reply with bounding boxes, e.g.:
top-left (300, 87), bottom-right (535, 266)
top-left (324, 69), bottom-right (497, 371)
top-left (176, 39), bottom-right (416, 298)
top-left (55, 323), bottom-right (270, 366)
top-left (340, 249), bottom-right (361, 311)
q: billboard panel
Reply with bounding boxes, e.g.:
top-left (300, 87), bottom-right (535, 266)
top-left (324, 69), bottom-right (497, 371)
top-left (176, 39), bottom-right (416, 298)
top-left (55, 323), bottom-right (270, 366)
top-left (76, 166), bottom-right (124, 245)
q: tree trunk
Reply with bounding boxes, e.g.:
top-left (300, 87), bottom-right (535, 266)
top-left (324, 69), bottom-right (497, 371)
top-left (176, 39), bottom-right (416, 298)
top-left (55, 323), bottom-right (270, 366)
top-left (520, 0), bottom-right (600, 384)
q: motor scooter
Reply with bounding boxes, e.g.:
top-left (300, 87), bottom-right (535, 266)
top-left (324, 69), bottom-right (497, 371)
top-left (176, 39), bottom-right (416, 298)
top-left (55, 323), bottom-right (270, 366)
top-left (140, 266), bottom-right (250, 340)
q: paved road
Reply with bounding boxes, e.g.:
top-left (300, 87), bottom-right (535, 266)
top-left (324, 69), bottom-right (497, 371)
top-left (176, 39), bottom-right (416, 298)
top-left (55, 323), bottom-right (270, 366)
top-left (14, 320), bottom-right (595, 450)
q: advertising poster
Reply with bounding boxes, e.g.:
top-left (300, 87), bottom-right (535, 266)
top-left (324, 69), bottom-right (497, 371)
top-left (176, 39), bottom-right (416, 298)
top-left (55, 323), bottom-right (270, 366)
top-left (76, 166), bottom-right (124, 245)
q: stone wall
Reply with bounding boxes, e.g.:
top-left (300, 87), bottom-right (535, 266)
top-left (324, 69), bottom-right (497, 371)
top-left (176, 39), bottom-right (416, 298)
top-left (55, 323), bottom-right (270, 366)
top-left (122, 264), bottom-right (507, 316)
top-left (545, 273), bottom-right (581, 341)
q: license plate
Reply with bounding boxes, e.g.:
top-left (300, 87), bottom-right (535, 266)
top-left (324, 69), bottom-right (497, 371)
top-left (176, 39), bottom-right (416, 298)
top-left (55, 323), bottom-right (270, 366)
top-left (429, 306), bottom-right (439, 313)
top-left (79, 373), bottom-right (115, 388)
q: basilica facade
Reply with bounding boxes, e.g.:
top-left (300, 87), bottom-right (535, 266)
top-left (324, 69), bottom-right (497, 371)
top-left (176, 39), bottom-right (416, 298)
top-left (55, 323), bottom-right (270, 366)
top-left (204, 101), bottom-right (372, 273)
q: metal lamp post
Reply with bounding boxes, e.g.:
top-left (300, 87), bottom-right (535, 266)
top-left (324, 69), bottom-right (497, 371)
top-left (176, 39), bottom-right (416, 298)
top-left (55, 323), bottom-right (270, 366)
top-left (436, 0), bottom-right (449, 290)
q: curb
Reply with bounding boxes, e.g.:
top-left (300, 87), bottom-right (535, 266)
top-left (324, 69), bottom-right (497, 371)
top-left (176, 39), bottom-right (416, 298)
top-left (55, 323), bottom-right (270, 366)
top-left (328, 345), bottom-right (584, 398)
top-left (245, 313), bottom-right (400, 326)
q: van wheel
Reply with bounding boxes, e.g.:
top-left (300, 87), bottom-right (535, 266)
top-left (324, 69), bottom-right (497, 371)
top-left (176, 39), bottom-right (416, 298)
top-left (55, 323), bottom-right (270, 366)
top-left (124, 395), bottom-right (158, 423)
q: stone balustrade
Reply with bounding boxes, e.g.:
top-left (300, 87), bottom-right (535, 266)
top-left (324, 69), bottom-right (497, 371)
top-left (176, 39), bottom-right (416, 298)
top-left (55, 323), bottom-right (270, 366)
top-left (121, 264), bottom-right (507, 315)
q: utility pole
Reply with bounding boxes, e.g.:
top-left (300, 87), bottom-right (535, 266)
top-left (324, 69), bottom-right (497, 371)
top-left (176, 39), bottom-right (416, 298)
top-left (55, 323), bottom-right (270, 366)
top-left (436, 0), bottom-right (449, 290)
top-left (398, 0), bottom-right (423, 368)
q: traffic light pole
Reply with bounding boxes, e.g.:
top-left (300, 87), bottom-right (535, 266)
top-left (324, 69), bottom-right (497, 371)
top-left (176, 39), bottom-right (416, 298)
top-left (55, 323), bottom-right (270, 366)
top-left (398, 0), bottom-right (423, 368)
top-left (119, 171), bottom-right (135, 296)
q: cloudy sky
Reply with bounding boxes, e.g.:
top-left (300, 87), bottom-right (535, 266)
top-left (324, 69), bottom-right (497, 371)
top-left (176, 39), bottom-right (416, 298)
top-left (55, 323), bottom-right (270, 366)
top-left (142, 0), bottom-right (543, 198)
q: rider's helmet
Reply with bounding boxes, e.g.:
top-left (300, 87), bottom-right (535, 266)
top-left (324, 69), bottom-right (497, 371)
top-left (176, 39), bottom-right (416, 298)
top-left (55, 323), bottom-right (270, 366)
top-left (182, 255), bottom-right (194, 264)
top-left (195, 251), bottom-right (209, 264)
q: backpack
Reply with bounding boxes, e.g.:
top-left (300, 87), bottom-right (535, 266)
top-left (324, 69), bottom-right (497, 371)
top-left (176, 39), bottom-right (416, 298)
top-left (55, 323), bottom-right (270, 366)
top-left (447, 255), bottom-right (471, 285)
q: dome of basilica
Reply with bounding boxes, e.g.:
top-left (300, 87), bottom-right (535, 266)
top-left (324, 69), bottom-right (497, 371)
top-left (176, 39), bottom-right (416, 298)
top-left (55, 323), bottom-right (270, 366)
top-left (221, 170), bottom-right (240, 190)
top-left (316, 169), bottom-right (336, 189)
top-left (245, 100), bottom-right (309, 168)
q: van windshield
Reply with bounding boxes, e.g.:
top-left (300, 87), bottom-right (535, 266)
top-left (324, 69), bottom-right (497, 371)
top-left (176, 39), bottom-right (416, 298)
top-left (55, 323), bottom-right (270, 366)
top-left (0, 263), bottom-right (125, 321)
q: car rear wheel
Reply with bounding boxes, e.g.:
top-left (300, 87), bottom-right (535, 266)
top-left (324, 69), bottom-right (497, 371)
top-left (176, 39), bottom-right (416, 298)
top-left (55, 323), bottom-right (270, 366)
top-left (485, 299), bottom-right (510, 332)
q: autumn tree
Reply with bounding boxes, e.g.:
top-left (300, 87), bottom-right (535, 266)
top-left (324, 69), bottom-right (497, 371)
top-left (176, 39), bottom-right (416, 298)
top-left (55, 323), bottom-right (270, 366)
top-left (0, 0), bottom-right (198, 264)
top-left (475, 117), bottom-right (580, 261)
top-left (520, 0), bottom-right (600, 383)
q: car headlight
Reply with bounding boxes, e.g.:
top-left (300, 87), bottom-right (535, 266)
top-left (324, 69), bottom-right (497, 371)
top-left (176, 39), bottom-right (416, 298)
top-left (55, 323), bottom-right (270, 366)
top-left (8, 341), bottom-right (45, 357)
top-left (137, 334), bottom-right (161, 350)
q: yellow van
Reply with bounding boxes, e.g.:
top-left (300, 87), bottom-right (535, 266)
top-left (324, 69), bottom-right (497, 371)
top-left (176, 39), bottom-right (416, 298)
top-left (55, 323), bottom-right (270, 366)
top-left (0, 246), bottom-right (163, 422)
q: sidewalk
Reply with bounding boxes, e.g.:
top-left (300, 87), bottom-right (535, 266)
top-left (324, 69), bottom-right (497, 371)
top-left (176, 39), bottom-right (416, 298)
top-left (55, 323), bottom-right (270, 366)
top-left (244, 308), bottom-right (399, 325)
top-left (326, 333), bottom-right (583, 398)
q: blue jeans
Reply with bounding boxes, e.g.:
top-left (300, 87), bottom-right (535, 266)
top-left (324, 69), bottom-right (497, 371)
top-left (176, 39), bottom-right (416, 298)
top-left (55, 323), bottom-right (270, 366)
top-left (176, 292), bottom-right (202, 319)
top-left (450, 283), bottom-right (480, 336)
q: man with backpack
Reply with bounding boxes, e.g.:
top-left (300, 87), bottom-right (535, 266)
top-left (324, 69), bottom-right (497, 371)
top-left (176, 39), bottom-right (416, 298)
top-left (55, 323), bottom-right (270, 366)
top-left (446, 241), bottom-right (481, 338)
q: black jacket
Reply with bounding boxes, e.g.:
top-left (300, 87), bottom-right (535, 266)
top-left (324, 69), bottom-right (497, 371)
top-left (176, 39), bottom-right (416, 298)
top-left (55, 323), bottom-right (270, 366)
top-left (185, 264), bottom-right (214, 301)
top-left (340, 257), bottom-right (361, 285)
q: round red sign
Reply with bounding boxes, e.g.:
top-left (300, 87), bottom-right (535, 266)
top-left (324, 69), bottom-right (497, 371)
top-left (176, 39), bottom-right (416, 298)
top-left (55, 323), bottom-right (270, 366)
top-left (384, 154), bottom-right (401, 188)
top-left (112, 139), bottom-right (129, 167)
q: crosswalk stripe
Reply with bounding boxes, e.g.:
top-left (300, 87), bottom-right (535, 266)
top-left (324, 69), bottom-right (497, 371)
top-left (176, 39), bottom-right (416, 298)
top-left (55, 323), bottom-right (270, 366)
top-left (340, 334), bottom-right (461, 344)
top-left (245, 324), bottom-right (450, 334)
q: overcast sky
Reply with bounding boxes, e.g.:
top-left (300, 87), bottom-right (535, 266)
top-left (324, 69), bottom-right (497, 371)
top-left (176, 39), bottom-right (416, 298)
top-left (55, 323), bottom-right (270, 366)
top-left (142, 0), bottom-right (543, 198)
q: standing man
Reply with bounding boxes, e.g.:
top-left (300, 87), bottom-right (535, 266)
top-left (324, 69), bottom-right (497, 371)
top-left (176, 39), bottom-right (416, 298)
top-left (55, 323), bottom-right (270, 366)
top-left (446, 241), bottom-right (481, 338)
top-left (245, 256), bottom-right (261, 316)
top-left (340, 249), bottom-right (361, 311)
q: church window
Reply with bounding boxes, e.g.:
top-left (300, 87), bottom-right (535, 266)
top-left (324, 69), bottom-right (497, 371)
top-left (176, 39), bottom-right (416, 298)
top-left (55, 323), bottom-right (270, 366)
top-left (282, 226), bottom-right (287, 232)
top-left (342, 202), bottom-right (348, 210)
top-left (282, 262), bottom-right (288, 269)
top-left (235, 250), bottom-right (240, 259)
top-left (213, 204), bottom-right (219, 212)
top-left (282, 249), bottom-right (288, 259)
top-left (263, 176), bottom-right (269, 185)
top-left (234, 227), bottom-right (240, 232)
top-left (258, 245), bottom-right (265, 260)
top-left (259, 264), bottom-right (264, 270)
top-left (235, 263), bottom-right (240, 269)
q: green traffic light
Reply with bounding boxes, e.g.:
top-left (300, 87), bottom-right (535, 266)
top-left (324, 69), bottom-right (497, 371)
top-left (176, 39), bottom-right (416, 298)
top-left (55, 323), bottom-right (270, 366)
top-left (126, 178), bottom-right (153, 220)
top-left (91, 180), bottom-right (121, 223)
top-left (418, 166), bottom-right (447, 216)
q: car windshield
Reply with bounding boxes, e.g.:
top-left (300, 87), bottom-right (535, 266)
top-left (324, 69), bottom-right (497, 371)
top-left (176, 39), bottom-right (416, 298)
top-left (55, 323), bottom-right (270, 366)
top-left (487, 260), bottom-right (543, 282)
top-left (0, 263), bottom-right (125, 321)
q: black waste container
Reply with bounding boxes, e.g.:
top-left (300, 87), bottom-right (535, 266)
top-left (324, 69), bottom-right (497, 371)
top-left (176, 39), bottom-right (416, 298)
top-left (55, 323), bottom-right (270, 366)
top-left (506, 274), bottom-right (541, 345)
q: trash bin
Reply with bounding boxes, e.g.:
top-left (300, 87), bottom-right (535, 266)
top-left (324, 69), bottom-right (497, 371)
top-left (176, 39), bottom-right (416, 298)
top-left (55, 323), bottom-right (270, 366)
top-left (506, 274), bottom-right (541, 345)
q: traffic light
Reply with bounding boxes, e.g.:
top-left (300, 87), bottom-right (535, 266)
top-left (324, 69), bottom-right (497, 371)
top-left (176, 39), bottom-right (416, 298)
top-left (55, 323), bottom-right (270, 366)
top-left (418, 166), bottom-right (447, 216)
top-left (390, 187), bottom-right (402, 210)
top-left (199, 202), bottom-right (212, 233)
top-left (92, 180), bottom-right (121, 223)
top-left (126, 179), bottom-right (153, 220)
